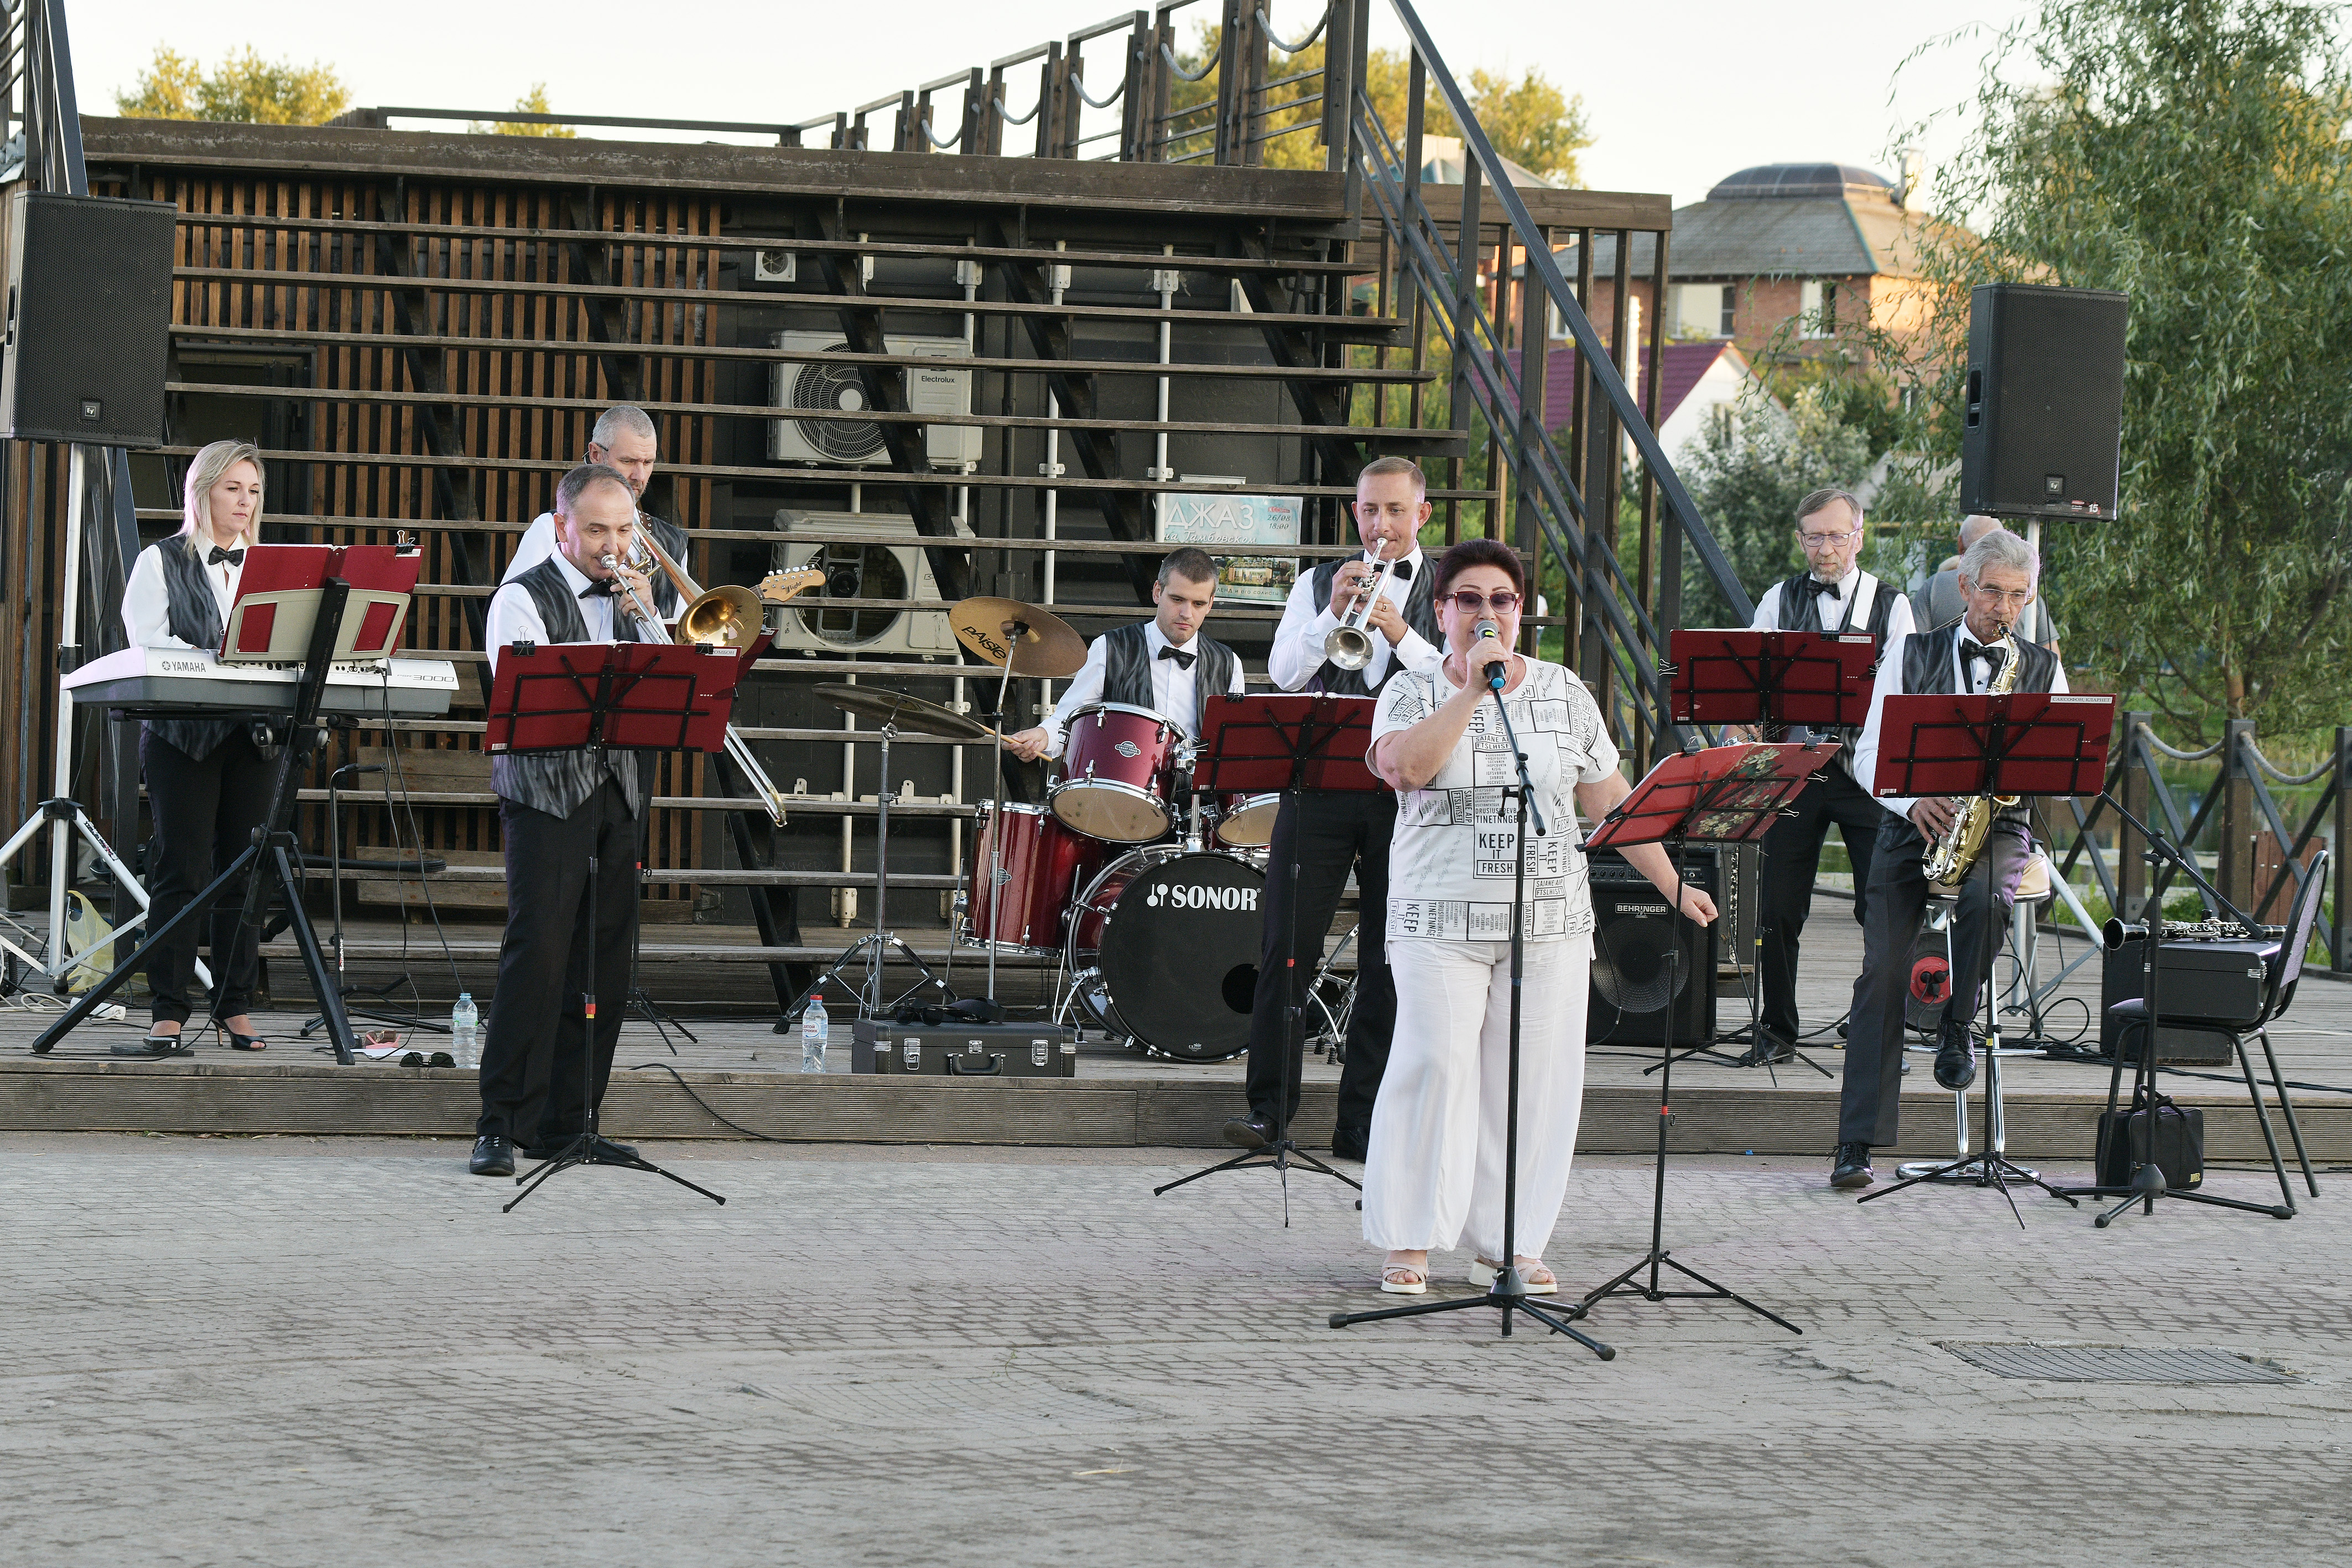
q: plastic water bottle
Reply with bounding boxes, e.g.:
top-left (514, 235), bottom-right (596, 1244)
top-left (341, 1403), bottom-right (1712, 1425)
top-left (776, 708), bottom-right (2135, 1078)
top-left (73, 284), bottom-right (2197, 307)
top-left (800, 996), bottom-right (830, 1073)
top-left (451, 993), bottom-right (479, 1070)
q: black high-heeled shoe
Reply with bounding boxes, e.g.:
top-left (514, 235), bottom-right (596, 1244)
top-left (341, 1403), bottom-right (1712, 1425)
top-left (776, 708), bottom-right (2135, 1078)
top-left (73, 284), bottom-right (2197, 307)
top-left (212, 1019), bottom-right (267, 1051)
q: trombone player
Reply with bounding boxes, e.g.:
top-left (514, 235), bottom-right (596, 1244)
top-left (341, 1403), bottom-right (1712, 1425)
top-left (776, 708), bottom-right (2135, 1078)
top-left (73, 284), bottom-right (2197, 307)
top-left (1831, 526), bottom-right (2065, 1190)
top-left (1223, 456), bottom-right (1444, 1163)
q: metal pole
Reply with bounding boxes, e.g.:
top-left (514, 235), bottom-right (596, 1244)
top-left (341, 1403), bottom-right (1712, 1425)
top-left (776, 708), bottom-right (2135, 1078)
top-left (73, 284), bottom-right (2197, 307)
top-left (48, 442), bottom-right (84, 963)
top-left (2334, 726), bottom-right (2349, 968)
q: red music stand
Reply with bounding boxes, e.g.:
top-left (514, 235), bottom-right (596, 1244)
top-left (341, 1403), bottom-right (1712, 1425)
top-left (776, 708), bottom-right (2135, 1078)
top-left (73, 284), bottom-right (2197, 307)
top-left (1860, 690), bottom-right (2114, 1218)
top-left (1669, 629), bottom-right (1877, 735)
top-left (221, 544), bottom-right (422, 663)
top-left (1157, 692), bottom-right (1381, 1204)
top-left (1578, 742), bottom-right (1830, 1333)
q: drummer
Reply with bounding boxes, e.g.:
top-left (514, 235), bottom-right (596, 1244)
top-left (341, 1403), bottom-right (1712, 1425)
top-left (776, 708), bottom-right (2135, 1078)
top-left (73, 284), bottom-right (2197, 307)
top-left (1005, 547), bottom-right (1245, 763)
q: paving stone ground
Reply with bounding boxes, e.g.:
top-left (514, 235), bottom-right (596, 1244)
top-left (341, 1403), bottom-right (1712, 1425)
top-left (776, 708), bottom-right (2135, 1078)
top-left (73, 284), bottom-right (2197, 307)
top-left (2, 1133), bottom-right (2346, 1567)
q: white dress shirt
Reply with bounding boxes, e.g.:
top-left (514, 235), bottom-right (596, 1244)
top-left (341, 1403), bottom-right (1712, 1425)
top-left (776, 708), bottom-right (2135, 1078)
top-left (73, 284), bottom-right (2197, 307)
top-left (1749, 564), bottom-right (1918, 643)
top-left (485, 549), bottom-right (618, 674)
top-left (1854, 629), bottom-right (2070, 819)
top-left (123, 534), bottom-right (247, 650)
top-left (1268, 547), bottom-right (1443, 691)
top-left (1042, 621), bottom-right (1245, 758)
top-left (502, 512), bottom-right (561, 584)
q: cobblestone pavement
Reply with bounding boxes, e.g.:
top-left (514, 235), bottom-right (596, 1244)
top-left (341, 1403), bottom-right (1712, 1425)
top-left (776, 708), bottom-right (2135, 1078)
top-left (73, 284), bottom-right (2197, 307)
top-left (2, 1133), bottom-right (2346, 1567)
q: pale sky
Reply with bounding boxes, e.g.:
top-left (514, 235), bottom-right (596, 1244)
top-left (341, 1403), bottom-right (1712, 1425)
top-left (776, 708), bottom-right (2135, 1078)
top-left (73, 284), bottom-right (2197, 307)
top-left (67, 0), bottom-right (2038, 211)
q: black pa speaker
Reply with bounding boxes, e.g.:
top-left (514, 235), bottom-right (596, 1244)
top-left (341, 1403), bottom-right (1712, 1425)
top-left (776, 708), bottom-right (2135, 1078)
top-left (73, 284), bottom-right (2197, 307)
top-left (1959, 283), bottom-right (2128, 523)
top-left (1587, 848), bottom-right (1718, 1047)
top-left (1, 191), bottom-right (177, 446)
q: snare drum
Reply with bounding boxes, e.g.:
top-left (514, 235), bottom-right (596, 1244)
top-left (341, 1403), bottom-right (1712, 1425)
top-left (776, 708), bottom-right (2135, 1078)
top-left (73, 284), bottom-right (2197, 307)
top-left (1214, 792), bottom-right (1282, 848)
top-left (964, 800), bottom-right (1105, 954)
top-left (1051, 702), bottom-right (1180, 842)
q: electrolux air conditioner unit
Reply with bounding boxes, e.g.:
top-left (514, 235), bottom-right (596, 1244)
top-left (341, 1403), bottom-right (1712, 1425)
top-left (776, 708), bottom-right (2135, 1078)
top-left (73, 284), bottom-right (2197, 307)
top-left (767, 331), bottom-right (981, 470)
top-left (767, 509), bottom-right (975, 659)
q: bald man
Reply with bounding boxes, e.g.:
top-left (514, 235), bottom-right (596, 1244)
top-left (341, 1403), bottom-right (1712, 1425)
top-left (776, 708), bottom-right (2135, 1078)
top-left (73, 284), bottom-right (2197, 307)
top-left (1915, 515), bottom-right (2059, 652)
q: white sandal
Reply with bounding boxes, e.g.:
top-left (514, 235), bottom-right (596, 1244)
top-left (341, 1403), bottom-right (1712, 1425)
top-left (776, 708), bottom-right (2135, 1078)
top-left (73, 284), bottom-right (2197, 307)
top-left (1468, 1257), bottom-right (1557, 1294)
top-left (1379, 1264), bottom-right (1428, 1296)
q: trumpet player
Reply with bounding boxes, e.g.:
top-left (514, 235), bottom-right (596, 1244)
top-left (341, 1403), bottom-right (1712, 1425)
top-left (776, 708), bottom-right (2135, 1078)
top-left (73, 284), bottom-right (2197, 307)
top-left (1832, 526), bottom-right (2064, 1190)
top-left (1224, 457), bottom-right (1444, 1163)
top-left (469, 462), bottom-right (657, 1178)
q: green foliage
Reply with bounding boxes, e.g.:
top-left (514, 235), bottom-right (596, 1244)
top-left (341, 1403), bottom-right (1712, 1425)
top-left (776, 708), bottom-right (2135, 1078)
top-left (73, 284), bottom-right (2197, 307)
top-left (1851, 0), bottom-right (2352, 737)
top-left (115, 45), bottom-right (349, 125)
top-left (472, 85), bottom-right (577, 138)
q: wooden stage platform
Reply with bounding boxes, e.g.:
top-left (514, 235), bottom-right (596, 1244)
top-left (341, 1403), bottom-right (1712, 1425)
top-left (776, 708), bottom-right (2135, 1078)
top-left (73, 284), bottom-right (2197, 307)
top-left (2, 893), bottom-right (2345, 1166)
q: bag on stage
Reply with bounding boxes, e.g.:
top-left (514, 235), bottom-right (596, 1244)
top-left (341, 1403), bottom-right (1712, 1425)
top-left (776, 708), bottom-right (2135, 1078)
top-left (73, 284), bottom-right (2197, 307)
top-left (2094, 1086), bottom-right (2204, 1191)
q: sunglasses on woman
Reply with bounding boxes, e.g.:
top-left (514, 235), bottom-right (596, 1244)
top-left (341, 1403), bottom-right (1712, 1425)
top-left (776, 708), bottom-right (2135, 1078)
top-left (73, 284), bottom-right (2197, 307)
top-left (1443, 588), bottom-right (1522, 614)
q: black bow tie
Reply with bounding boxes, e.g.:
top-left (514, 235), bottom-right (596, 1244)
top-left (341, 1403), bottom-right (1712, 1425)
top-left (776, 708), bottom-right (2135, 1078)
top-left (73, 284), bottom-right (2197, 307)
top-left (579, 579), bottom-right (618, 599)
top-left (1960, 639), bottom-right (2007, 672)
top-left (207, 545), bottom-right (245, 567)
top-left (1796, 576), bottom-right (1839, 598)
top-left (1389, 557), bottom-right (1412, 581)
top-left (1157, 645), bottom-right (1196, 670)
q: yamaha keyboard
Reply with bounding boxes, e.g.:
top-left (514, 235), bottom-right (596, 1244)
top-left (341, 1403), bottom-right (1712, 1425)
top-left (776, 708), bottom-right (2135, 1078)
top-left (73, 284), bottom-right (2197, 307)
top-left (61, 646), bottom-right (460, 719)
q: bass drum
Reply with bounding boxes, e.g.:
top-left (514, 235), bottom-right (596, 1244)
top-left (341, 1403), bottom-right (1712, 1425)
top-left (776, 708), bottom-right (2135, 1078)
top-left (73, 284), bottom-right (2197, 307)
top-left (1066, 847), bottom-right (1265, 1060)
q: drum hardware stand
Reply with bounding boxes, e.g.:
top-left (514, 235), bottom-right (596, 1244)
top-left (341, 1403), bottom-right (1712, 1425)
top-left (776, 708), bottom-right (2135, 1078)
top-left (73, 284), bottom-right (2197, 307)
top-left (1333, 660), bottom-right (1611, 1353)
top-left (298, 759), bottom-right (450, 1041)
top-left (1308, 924), bottom-right (1358, 1061)
top-left (784, 718), bottom-right (951, 1023)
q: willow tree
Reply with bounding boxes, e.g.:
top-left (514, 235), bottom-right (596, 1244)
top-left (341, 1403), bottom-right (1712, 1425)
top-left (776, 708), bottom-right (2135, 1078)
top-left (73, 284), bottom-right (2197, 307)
top-left (1869, 0), bottom-right (2352, 736)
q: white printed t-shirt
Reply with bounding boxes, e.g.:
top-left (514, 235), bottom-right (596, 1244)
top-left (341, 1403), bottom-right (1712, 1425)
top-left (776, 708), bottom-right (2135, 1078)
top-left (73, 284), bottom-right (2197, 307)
top-left (1370, 657), bottom-right (1620, 949)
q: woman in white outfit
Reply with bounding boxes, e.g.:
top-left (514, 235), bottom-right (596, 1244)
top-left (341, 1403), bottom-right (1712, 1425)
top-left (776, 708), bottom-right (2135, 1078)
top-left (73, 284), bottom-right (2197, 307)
top-left (1361, 538), bottom-right (1716, 1295)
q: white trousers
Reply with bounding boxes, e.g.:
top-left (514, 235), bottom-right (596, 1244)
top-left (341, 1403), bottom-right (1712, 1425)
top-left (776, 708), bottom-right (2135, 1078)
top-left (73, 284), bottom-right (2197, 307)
top-left (1361, 936), bottom-right (1589, 1260)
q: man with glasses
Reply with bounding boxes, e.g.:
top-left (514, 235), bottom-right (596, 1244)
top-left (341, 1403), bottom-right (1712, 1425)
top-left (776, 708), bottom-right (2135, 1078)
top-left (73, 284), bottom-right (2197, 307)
top-left (1735, 487), bottom-right (1916, 1064)
top-left (1830, 525), bottom-right (2064, 1188)
top-left (1222, 456), bottom-right (1444, 1162)
top-left (1915, 514), bottom-right (2062, 654)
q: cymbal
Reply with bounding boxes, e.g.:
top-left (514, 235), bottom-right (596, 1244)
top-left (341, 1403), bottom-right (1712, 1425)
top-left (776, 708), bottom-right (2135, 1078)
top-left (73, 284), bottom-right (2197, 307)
top-left (811, 684), bottom-right (996, 742)
top-left (949, 596), bottom-right (1086, 678)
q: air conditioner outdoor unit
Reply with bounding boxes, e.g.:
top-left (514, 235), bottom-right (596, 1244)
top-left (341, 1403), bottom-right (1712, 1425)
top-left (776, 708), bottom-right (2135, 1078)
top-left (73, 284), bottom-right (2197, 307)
top-left (767, 509), bottom-right (974, 659)
top-left (767, 331), bottom-right (981, 469)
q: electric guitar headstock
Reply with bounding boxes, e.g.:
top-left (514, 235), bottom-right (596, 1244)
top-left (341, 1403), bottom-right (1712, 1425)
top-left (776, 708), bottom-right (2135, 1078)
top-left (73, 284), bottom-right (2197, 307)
top-left (758, 567), bottom-right (824, 606)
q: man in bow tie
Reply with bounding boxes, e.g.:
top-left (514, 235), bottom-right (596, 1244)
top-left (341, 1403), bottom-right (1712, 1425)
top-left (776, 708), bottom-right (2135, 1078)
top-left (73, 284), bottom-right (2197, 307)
top-left (1830, 524), bottom-right (2065, 1189)
top-left (1005, 546), bottom-right (1243, 763)
top-left (467, 463), bottom-right (660, 1178)
top-left (1734, 487), bottom-right (1917, 1066)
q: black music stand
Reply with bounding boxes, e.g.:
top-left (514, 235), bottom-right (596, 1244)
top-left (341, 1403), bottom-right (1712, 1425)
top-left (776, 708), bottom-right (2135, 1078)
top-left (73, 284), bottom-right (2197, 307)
top-left (487, 638), bottom-right (761, 1213)
top-left (1856, 690), bottom-right (2112, 1221)
top-left (30, 574), bottom-right (374, 1064)
top-left (1579, 744), bottom-right (1826, 1335)
top-left (1154, 693), bottom-right (1374, 1212)
top-left (1668, 629), bottom-right (1879, 1077)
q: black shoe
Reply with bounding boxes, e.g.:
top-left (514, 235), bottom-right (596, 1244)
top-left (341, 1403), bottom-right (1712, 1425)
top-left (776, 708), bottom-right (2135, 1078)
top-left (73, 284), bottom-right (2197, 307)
top-left (1221, 1113), bottom-right (1274, 1151)
top-left (523, 1134), bottom-right (639, 1164)
top-left (1830, 1142), bottom-right (1875, 1189)
top-left (469, 1135), bottom-right (515, 1178)
top-left (1738, 1030), bottom-right (1796, 1066)
top-left (112, 1031), bottom-right (194, 1058)
top-left (1330, 1127), bottom-right (1368, 1163)
top-left (1933, 1022), bottom-right (1978, 1091)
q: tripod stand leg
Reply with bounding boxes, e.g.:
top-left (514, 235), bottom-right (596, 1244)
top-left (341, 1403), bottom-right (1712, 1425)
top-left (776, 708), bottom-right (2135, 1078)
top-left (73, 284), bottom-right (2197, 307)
top-left (1652, 1254), bottom-right (1804, 1335)
top-left (29, 843), bottom-right (265, 1054)
top-left (271, 842), bottom-right (357, 1065)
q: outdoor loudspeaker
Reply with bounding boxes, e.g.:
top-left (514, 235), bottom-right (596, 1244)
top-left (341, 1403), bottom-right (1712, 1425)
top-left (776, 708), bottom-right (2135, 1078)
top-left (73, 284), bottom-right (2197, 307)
top-left (0, 191), bottom-right (177, 447)
top-left (1958, 283), bottom-right (2128, 523)
top-left (1587, 848), bottom-right (1718, 1048)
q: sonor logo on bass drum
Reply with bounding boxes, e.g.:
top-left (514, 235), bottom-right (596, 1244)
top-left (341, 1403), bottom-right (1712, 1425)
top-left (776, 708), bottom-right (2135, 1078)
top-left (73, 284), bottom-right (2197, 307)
top-left (1144, 882), bottom-right (1261, 912)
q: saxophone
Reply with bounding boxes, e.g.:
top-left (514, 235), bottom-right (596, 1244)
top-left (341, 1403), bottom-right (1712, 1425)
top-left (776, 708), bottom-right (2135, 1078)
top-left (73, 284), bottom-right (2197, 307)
top-left (1923, 631), bottom-right (2021, 889)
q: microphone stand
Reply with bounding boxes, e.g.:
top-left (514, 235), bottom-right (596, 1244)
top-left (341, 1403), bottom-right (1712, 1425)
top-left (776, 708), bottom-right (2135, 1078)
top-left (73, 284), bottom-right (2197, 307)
top-left (1330, 632), bottom-right (1614, 1357)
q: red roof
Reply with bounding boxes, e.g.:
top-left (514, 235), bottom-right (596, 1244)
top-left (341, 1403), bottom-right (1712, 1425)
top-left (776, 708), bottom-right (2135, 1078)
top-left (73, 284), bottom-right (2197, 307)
top-left (1542, 341), bottom-right (1737, 432)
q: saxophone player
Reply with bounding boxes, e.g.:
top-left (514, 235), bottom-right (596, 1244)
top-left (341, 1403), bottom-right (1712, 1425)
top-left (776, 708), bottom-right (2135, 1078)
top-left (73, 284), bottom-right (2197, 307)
top-left (1831, 527), bottom-right (2066, 1189)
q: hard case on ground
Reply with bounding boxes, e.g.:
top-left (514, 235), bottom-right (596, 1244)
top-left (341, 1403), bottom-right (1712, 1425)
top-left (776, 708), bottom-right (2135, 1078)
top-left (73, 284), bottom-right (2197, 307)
top-left (851, 1019), bottom-right (1079, 1078)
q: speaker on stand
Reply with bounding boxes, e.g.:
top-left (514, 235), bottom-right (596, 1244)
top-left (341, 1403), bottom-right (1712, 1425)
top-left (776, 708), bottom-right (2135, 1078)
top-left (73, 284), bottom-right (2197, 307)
top-left (1, 191), bottom-right (176, 446)
top-left (1959, 283), bottom-right (2129, 525)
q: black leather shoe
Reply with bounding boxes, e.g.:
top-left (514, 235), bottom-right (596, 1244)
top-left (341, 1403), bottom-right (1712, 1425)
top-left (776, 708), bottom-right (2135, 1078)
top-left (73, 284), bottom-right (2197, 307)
top-left (1737, 1030), bottom-right (1796, 1066)
top-left (469, 1135), bottom-right (515, 1178)
top-left (1830, 1141), bottom-right (1875, 1189)
top-left (1933, 1022), bottom-right (1978, 1091)
top-left (1330, 1127), bottom-right (1368, 1163)
top-left (1221, 1113), bottom-right (1274, 1150)
top-left (523, 1134), bottom-right (639, 1164)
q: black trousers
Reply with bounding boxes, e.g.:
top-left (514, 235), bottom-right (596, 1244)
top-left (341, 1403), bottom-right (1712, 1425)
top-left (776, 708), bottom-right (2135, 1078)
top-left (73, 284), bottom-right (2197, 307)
top-left (1757, 763), bottom-right (1884, 1044)
top-left (1243, 791), bottom-right (1398, 1135)
top-left (139, 726), bottom-right (273, 1027)
top-left (477, 780), bottom-right (642, 1144)
top-left (1839, 811), bottom-right (2031, 1147)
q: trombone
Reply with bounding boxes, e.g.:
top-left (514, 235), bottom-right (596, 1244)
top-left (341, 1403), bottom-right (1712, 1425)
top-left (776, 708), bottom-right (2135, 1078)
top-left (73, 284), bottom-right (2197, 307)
top-left (1320, 553), bottom-right (1399, 672)
top-left (600, 528), bottom-right (790, 825)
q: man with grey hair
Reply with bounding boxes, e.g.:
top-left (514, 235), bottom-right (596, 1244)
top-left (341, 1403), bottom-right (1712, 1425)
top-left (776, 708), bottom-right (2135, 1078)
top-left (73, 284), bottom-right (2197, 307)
top-left (503, 405), bottom-right (689, 622)
top-left (1830, 523), bottom-right (2068, 1189)
top-left (1916, 513), bottom-right (2059, 653)
top-left (1737, 485), bottom-right (1917, 1064)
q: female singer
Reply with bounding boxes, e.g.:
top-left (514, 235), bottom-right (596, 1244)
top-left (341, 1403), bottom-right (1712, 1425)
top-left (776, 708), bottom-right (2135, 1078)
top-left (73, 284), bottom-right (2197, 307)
top-left (118, 439), bottom-right (274, 1056)
top-left (1360, 538), bottom-right (1716, 1295)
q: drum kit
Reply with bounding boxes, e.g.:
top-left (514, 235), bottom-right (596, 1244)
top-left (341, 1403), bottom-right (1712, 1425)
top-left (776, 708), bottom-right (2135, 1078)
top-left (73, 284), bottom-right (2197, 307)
top-left (805, 592), bottom-right (1347, 1060)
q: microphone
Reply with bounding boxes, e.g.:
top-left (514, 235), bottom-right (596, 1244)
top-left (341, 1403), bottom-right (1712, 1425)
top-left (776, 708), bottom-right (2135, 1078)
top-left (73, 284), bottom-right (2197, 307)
top-left (1474, 618), bottom-right (1508, 688)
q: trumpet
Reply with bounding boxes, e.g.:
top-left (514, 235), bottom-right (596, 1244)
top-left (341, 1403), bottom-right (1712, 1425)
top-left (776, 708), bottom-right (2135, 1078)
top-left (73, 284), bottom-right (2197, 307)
top-left (1321, 553), bottom-right (1399, 672)
top-left (599, 531), bottom-right (789, 825)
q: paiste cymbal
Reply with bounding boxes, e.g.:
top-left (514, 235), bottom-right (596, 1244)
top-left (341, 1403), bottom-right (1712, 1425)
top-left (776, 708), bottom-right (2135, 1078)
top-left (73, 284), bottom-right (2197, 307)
top-left (949, 596), bottom-right (1086, 678)
top-left (812, 684), bottom-right (995, 742)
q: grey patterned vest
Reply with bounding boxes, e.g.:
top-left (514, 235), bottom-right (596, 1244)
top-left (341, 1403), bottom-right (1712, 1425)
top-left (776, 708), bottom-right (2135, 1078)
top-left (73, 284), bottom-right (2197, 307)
top-left (1304, 555), bottom-right (1442, 695)
top-left (1896, 623), bottom-right (2058, 825)
top-left (141, 540), bottom-right (245, 762)
top-left (487, 559), bottom-right (643, 820)
top-left (1100, 620), bottom-right (1236, 737)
